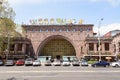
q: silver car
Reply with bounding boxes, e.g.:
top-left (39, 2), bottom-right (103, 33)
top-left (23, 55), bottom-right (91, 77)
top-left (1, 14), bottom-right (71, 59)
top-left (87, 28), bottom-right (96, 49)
top-left (72, 60), bottom-right (80, 66)
top-left (44, 60), bottom-right (52, 66)
top-left (5, 60), bottom-right (14, 66)
top-left (81, 60), bottom-right (88, 66)
top-left (33, 60), bottom-right (41, 66)
top-left (62, 60), bottom-right (71, 66)
top-left (25, 58), bottom-right (33, 66)
top-left (53, 60), bottom-right (61, 66)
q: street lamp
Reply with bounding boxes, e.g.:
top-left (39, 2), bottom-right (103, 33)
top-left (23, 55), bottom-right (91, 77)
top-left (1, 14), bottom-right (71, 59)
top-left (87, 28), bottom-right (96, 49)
top-left (98, 18), bottom-right (103, 61)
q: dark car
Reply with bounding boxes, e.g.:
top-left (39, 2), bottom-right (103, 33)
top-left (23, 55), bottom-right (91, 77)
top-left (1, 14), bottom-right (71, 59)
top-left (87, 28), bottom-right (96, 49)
top-left (92, 61), bottom-right (110, 67)
top-left (16, 60), bottom-right (25, 66)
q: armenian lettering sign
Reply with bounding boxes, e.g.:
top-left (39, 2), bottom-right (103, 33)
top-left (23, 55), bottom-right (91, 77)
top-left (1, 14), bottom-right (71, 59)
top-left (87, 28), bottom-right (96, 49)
top-left (29, 18), bottom-right (83, 25)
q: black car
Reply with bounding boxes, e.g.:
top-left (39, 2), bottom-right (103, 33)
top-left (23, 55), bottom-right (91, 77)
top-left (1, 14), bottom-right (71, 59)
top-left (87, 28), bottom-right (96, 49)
top-left (92, 61), bottom-right (110, 67)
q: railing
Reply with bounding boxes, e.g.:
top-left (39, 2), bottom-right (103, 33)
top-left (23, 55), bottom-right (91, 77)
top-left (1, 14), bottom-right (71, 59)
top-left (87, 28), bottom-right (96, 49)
top-left (87, 51), bottom-right (111, 55)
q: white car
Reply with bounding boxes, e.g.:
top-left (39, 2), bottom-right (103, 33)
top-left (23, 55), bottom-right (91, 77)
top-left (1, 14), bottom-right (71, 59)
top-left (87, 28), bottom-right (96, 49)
top-left (53, 60), bottom-right (61, 66)
top-left (111, 61), bottom-right (120, 67)
top-left (62, 60), bottom-right (71, 66)
top-left (33, 60), bottom-right (41, 66)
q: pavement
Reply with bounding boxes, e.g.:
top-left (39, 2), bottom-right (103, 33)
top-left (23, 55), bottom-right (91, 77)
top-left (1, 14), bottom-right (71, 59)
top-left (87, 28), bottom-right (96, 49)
top-left (0, 66), bottom-right (120, 80)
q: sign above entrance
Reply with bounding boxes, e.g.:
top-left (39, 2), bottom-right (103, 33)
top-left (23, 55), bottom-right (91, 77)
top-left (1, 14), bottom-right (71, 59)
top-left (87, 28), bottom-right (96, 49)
top-left (29, 18), bottom-right (84, 25)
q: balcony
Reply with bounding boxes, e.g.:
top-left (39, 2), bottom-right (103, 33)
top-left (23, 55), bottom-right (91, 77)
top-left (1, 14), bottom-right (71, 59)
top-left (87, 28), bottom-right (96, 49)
top-left (87, 51), bottom-right (111, 55)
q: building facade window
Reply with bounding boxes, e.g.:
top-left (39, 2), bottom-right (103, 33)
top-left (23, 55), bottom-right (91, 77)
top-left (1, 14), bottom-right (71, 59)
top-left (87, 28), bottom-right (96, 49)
top-left (10, 44), bottom-right (14, 51)
top-left (39, 29), bottom-right (42, 32)
top-left (46, 29), bottom-right (48, 32)
top-left (18, 43), bottom-right (22, 51)
top-left (59, 29), bottom-right (62, 32)
top-left (89, 43), bottom-right (94, 51)
top-left (80, 28), bottom-right (83, 32)
top-left (105, 43), bottom-right (109, 51)
top-left (72, 29), bottom-right (76, 32)
top-left (32, 29), bottom-right (35, 32)
top-left (52, 29), bottom-right (55, 32)
top-left (66, 29), bottom-right (69, 32)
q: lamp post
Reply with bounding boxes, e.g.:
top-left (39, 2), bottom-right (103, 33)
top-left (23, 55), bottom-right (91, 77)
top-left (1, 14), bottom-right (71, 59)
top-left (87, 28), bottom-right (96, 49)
top-left (98, 18), bottom-right (103, 61)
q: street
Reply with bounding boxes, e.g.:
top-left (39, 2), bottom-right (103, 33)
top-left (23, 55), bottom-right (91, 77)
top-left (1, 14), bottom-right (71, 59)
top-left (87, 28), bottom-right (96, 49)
top-left (0, 66), bottom-right (120, 80)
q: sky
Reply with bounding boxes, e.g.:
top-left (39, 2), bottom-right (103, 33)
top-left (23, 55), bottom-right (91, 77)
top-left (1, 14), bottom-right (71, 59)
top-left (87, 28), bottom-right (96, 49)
top-left (8, 0), bottom-right (120, 35)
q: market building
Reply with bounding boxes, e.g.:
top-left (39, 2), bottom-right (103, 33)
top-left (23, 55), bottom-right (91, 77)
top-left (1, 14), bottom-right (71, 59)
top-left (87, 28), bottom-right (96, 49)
top-left (0, 19), bottom-right (120, 61)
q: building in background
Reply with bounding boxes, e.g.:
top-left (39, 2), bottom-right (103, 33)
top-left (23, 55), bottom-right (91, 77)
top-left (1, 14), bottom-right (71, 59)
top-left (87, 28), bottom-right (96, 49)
top-left (0, 23), bottom-right (120, 61)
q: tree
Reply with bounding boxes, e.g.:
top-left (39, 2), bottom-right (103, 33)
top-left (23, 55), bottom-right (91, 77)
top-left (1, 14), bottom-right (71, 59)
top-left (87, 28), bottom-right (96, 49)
top-left (0, 0), bottom-right (21, 52)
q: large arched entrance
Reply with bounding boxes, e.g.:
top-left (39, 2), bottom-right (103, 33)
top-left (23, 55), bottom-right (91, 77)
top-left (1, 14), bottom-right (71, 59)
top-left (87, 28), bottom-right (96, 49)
top-left (38, 36), bottom-right (76, 58)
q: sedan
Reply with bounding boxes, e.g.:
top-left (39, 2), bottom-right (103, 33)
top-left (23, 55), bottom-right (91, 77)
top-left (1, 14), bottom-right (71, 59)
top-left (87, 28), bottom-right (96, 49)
top-left (80, 60), bottom-right (88, 66)
top-left (92, 61), bottom-right (110, 67)
top-left (44, 60), bottom-right (52, 66)
top-left (0, 60), bottom-right (4, 66)
top-left (16, 60), bottom-right (25, 66)
top-left (33, 60), bottom-right (41, 66)
top-left (5, 60), bottom-right (14, 66)
top-left (25, 58), bottom-right (33, 66)
top-left (53, 60), bottom-right (61, 66)
top-left (72, 60), bottom-right (80, 66)
top-left (62, 60), bottom-right (71, 66)
top-left (111, 61), bottom-right (120, 67)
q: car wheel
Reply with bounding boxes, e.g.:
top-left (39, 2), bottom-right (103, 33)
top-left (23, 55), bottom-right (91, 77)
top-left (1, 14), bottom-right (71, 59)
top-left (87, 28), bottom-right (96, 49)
top-left (115, 64), bottom-right (119, 67)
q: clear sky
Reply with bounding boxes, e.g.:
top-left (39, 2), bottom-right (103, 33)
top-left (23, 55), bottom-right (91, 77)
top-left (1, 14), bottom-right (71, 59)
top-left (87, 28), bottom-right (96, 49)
top-left (8, 0), bottom-right (120, 35)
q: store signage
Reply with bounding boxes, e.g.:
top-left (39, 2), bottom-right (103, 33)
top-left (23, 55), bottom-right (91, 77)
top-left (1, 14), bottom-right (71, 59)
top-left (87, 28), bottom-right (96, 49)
top-left (29, 18), bottom-right (83, 25)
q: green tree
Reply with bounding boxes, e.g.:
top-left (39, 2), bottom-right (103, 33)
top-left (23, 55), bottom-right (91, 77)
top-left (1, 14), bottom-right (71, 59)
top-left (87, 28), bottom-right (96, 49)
top-left (0, 0), bottom-right (21, 52)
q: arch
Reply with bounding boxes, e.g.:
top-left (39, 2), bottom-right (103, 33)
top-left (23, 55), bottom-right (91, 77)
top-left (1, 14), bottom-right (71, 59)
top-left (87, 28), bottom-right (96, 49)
top-left (36, 35), bottom-right (76, 57)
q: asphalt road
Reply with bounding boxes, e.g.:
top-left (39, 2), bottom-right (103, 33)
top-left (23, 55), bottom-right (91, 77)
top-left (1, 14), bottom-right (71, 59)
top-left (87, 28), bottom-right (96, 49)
top-left (0, 66), bottom-right (120, 80)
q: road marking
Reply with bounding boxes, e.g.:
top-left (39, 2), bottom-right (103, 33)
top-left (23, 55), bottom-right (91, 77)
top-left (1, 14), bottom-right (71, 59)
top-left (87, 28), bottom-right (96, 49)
top-left (0, 70), bottom-right (120, 73)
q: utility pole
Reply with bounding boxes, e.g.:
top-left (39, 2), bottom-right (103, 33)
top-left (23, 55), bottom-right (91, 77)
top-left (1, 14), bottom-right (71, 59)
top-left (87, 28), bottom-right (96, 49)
top-left (98, 18), bottom-right (103, 61)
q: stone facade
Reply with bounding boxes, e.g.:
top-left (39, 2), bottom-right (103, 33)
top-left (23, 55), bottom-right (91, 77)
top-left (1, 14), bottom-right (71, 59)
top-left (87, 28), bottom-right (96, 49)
top-left (1, 24), bottom-right (118, 60)
top-left (22, 24), bottom-right (94, 58)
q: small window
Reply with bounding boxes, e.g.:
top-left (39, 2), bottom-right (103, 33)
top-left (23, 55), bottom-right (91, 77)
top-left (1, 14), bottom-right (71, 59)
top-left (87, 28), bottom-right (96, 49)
top-left (80, 28), bottom-right (83, 32)
top-left (59, 29), bottom-right (62, 32)
top-left (46, 29), bottom-right (48, 32)
top-left (73, 29), bottom-right (76, 32)
top-left (89, 43), bottom-right (94, 51)
top-left (52, 29), bottom-right (55, 32)
top-left (105, 43), bottom-right (109, 51)
top-left (66, 29), bottom-right (69, 32)
top-left (39, 29), bottom-right (42, 32)
top-left (32, 29), bottom-right (35, 32)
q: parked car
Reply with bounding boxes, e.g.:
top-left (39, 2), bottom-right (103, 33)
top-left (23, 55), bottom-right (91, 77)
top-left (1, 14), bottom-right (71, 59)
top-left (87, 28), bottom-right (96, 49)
top-left (44, 60), bottom-right (52, 66)
top-left (92, 61), bottom-right (110, 67)
top-left (5, 60), bottom-right (14, 66)
top-left (80, 60), bottom-right (88, 66)
top-left (62, 60), bottom-right (71, 66)
top-left (53, 59), bottom-right (61, 66)
top-left (16, 60), bottom-right (25, 66)
top-left (0, 60), bottom-right (4, 66)
top-left (33, 60), bottom-right (41, 66)
top-left (25, 58), bottom-right (33, 66)
top-left (111, 61), bottom-right (120, 67)
top-left (72, 60), bottom-right (80, 66)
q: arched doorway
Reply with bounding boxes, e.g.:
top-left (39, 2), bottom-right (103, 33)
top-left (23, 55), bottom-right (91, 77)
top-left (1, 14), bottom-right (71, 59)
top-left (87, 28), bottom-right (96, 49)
top-left (38, 36), bottom-right (76, 58)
